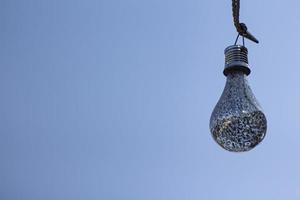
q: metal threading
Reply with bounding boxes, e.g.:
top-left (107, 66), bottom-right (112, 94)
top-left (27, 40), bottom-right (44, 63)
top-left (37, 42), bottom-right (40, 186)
top-left (223, 45), bottom-right (251, 76)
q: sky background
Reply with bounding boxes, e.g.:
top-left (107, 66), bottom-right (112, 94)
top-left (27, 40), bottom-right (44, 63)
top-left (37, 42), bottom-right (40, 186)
top-left (1, 0), bottom-right (300, 199)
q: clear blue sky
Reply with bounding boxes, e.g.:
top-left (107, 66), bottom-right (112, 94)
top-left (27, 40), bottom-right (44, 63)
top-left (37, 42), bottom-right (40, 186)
top-left (1, 0), bottom-right (300, 199)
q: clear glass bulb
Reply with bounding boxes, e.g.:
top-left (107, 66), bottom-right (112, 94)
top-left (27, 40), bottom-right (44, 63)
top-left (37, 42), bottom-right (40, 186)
top-left (210, 45), bottom-right (267, 152)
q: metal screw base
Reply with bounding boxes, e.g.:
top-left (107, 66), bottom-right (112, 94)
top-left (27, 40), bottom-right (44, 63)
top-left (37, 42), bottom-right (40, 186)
top-left (223, 45), bottom-right (251, 76)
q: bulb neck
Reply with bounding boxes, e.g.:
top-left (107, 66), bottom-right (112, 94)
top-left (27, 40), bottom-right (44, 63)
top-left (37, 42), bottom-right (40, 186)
top-left (223, 45), bottom-right (251, 76)
top-left (225, 72), bottom-right (247, 91)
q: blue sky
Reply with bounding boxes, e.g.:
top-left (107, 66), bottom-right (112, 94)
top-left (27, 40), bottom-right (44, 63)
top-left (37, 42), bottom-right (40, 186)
top-left (1, 0), bottom-right (300, 199)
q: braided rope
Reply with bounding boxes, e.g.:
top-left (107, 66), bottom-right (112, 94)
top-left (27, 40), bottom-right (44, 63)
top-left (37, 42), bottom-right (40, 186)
top-left (232, 0), bottom-right (242, 33)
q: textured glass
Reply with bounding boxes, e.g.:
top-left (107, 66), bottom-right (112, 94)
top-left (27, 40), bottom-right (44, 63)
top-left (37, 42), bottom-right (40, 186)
top-left (210, 71), bottom-right (267, 152)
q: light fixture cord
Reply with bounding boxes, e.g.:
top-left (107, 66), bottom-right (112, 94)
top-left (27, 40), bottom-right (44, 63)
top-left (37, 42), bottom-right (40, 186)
top-left (232, 0), bottom-right (259, 44)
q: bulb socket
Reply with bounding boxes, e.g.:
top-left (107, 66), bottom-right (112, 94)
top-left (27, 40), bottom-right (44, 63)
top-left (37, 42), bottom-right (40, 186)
top-left (223, 45), bottom-right (251, 76)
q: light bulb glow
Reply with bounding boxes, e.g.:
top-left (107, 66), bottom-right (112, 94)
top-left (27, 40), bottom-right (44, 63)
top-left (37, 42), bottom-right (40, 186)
top-left (210, 45), bottom-right (267, 152)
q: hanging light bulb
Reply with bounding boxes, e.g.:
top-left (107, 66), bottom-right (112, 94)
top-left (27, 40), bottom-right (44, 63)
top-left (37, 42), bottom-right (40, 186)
top-left (210, 45), bottom-right (267, 152)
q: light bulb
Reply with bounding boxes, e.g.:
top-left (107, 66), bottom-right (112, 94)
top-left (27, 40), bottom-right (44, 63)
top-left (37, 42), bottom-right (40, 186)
top-left (210, 45), bottom-right (267, 152)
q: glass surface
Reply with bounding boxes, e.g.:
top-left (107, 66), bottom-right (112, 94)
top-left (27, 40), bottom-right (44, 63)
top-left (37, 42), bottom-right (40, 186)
top-left (210, 71), bottom-right (267, 152)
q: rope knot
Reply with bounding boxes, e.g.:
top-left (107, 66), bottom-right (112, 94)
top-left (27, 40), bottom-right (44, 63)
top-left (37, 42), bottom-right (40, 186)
top-left (232, 1), bottom-right (259, 44)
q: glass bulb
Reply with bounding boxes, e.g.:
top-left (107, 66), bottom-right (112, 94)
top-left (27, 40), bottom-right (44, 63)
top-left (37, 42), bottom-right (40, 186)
top-left (210, 45), bottom-right (267, 152)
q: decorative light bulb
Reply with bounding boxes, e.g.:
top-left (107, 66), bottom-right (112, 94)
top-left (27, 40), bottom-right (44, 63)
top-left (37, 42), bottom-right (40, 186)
top-left (210, 45), bottom-right (267, 152)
